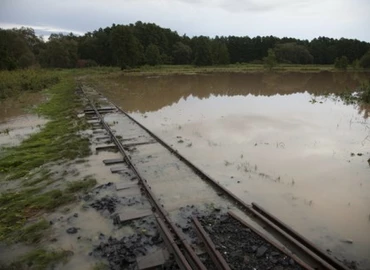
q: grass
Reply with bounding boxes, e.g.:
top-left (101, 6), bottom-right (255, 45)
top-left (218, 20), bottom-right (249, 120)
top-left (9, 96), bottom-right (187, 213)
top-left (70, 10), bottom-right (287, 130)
top-left (0, 69), bottom-right (60, 99)
top-left (330, 81), bottom-right (370, 105)
top-left (0, 176), bottom-right (97, 243)
top-left (0, 76), bottom-right (91, 180)
top-left (74, 64), bottom-right (337, 78)
top-left (1, 248), bottom-right (72, 270)
top-left (66, 177), bottom-right (97, 193)
top-left (0, 70), bottom-right (97, 244)
top-left (359, 82), bottom-right (370, 103)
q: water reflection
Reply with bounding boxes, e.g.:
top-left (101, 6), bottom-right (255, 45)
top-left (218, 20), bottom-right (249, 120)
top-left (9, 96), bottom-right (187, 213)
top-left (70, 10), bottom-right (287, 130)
top-left (99, 71), bottom-right (370, 269)
top-left (101, 71), bottom-right (370, 114)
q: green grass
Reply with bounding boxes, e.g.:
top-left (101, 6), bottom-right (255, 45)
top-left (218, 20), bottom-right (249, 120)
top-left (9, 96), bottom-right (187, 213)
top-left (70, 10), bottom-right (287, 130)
top-left (0, 70), bottom-right (97, 244)
top-left (329, 81), bottom-right (370, 105)
top-left (359, 82), bottom-right (370, 103)
top-left (1, 248), bottom-right (72, 270)
top-left (66, 177), bottom-right (97, 193)
top-left (0, 76), bottom-right (91, 180)
top-left (79, 63), bottom-right (335, 76)
top-left (0, 176), bottom-right (97, 243)
top-left (0, 69), bottom-right (60, 99)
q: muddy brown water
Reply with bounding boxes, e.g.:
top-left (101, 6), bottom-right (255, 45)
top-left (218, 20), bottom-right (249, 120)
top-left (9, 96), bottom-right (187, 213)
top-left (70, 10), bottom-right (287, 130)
top-left (0, 92), bottom-right (47, 148)
top-left (98, 71), bottom-right (370, 269)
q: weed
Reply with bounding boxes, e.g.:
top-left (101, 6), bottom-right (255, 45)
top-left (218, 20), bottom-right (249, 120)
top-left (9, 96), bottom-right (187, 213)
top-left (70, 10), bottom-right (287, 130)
top-left (92, 262), bottom-right (110, 270)
top-left (2, 248), bottom-right (72, 270)
top-left (0, 73), bottom-right (95, 243)
top-left (224, 160), bottom-right (232, 166)
top-left (0, 69), bottom-right (60, 100)
top-left (0, 77), bottom-right (91, 180)
top-left (16, 219), bottom-right (50, 244)
top-left (66, 177), bottom-right (97, 193)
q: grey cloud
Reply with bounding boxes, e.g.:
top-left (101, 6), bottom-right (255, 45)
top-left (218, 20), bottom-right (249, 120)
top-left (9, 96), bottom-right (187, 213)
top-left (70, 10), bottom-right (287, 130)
top-left (0, 0), bottom-right (369, 41)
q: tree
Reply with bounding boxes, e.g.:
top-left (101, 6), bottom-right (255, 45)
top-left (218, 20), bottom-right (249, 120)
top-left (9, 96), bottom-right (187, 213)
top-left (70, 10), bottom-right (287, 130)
top-left (39, 37), bottom-right (78, 68)
top-left (193, 36), bottom-right (213, 66)
top-left (274, 43), bottom-right (313, 64)
top-left (212, 41), bottom-right (230, 65)
top-left (145, 44), bottom-right (161, 65)
top-left (359, 50), bottom-right (370, 68)
top-left (111, 25), bottom-right (143, 69)
top-left (334, 56), bottom-right (349, 70)
top-left (0, 29), bottom-right (36, 70)
top-left (263, 49), bottom-right (277, 70)
top-left (172, 42), bottom-right (192, 64)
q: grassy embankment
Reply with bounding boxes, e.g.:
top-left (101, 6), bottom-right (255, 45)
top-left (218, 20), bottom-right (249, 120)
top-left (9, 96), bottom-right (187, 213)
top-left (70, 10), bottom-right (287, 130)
top-left (0, 69), bottom-right (96, 269)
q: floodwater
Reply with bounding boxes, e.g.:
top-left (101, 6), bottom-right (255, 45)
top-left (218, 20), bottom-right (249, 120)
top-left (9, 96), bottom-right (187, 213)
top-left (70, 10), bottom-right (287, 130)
top-left (0, 92), bottom-right (47, 148)
top-left (99, 71), bottom-right (370, 269)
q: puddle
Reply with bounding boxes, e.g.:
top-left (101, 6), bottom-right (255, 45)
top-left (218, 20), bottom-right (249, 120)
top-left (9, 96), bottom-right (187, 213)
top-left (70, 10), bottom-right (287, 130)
top-left (99, 71), bottom-right (370, 269)
top-left (0, 115), bottom-right (48, 148)
top-left (0, 92), bottom-right (47, 148)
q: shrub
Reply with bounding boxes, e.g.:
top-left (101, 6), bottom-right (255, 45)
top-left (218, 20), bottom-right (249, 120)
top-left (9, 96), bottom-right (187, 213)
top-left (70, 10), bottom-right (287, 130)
top-left (334, 56), bottom-right (349, 70)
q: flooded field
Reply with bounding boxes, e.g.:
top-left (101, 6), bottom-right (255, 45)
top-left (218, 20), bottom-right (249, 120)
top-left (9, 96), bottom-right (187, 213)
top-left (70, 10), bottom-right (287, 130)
top-left (0, 92), bottom-right (47, 148)
top-left (99, 71), bottom-right (370, 268)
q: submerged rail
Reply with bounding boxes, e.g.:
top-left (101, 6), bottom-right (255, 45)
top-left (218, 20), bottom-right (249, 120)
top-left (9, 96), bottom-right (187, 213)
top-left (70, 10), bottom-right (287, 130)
top-left (81, 86), bottom-right (351, 270)
top-left (82, 90), bottom-right (209, 270)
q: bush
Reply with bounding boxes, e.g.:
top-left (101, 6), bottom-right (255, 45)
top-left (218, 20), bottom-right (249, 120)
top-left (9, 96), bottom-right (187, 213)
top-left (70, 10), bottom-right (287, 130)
top-left (0, 69), bottom-right (59, 99)
top-left (359, 83), bottom-right (370, 103)
top-left (263, 49), bottom-right (277, 70)
top-left (334, 56), bottom-right (349, 70)
top-left (76, 59), bottom-right (98, 68)
top-left (359, 50), bottom-right (370, 68)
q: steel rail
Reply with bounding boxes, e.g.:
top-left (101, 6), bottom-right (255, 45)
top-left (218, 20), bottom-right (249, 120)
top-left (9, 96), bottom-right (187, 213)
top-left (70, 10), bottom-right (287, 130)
top-left (110, 99), bottom-right (253, 211)
top-left (83, 86), bottom-right (350, 270)
top-left (83, 92), bottom-right (207, 270)
top-left (251, 203), bottom-right (350, 270)
top-left (108, 95), bottom-right (350, 269)
top-left (248, 207), bottom-right (337, 270)
top-left (228, 211), bottom-right (314, 270)
top-left (192, 216), bottom-right (231, 270)
top-left (155, 214), bottom-right (192, 270)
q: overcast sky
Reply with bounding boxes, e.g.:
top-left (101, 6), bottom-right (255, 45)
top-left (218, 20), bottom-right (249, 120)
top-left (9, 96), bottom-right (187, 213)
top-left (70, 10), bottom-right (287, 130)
top-left (1, 0), bottom-right (369, 41)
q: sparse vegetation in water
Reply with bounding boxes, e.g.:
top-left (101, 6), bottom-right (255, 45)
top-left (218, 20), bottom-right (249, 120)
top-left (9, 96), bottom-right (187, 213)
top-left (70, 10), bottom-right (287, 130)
top-left (315, 81), bottom-right (370, 106)
top-left (66, 177), bottom-right (97, 193)
top-left (0, 176), bottom-right (97, 243)
top-left (0, 72), bottom-right (96, 245)
top-left (0, 248), bottom-right (72, 270)
top-left (0, 76), bottom-right (91, 180)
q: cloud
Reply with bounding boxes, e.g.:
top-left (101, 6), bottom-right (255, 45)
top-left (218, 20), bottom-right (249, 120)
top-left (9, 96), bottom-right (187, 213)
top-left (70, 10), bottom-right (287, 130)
top-left (0, 23), bottom-right (85, 36)
top-left (0, 0), bottom-right (369, 41)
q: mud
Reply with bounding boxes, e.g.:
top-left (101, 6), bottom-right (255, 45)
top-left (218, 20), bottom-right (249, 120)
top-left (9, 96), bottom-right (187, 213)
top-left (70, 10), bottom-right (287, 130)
top-left (98, 72), bottom-right (370, 269)
top-left (91, 216), bottom-right (173, 270)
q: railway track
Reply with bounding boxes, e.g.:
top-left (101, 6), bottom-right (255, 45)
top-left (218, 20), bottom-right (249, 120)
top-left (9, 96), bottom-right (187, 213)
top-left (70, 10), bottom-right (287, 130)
top-left (80, 85), bottom-right (351, 270)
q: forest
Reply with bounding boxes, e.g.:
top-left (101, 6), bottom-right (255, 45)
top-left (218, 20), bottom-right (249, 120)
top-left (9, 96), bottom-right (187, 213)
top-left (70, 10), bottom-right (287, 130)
top-left (1, 21), bottom-right (370, 70)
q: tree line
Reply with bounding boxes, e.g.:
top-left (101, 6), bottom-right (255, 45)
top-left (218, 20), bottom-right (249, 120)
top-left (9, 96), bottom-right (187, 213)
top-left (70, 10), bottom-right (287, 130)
top-left (1, 21), bottom-right (370, 70)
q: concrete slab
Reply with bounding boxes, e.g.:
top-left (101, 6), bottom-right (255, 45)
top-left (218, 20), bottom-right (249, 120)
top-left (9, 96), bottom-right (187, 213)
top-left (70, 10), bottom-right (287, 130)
top-left (96, 145), bottom-right (117, 151)
top-left (118, 209), bottom-right (152, 223)
top-left (110, 166), bottom-right (128, 173)
top-left (103, 158), bottom-right (125, 165)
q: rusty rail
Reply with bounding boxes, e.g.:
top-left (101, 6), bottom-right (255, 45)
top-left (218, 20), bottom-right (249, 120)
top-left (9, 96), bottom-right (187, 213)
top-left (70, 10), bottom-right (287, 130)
top-left (82, 86), bottom-right (352, 270)
top-left (228, 211), bottom-right (314, 270)
top-left (82, 91), bottom-right (207, 270)
top-left (192, 216), bottom-right (231, 270)
top-left (251, 203), bottom-right (350, 270)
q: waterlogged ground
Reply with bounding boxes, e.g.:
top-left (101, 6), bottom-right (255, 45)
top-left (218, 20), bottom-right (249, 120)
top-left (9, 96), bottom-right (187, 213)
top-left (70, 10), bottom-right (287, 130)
top-left (0, 92), bottom-right (47, 148)
top-left (99, 71), bottom-right (370, 269)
